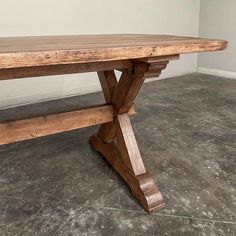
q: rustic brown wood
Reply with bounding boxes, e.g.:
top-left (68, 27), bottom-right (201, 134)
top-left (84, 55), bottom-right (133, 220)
top-left (89, 58), bottom-right (173, 212)
top-left (113, 58), bottom-right (175, 114)
top-left (143, 61), bottom-right (169, 78)
top-left (98, 70), bottom-right (118, 103)
top-left (0, 34), bottom-right (227, 69)
top-left (112, 71), bottom-right (136, 113)
top-left (89, 131), bottom-right (165, 213)
top-left (115, 114), bottom-right (146, 175)
top-left (0, 34), bottom-right (228, 214)
top-left (96, 70), bottom-right (118, 143)
top-left (139, 54), bottom-right (180, 63)
top-left (0, 60), bottom-right (132, 80)
top-left (0, 104), bottom-right (136, 145)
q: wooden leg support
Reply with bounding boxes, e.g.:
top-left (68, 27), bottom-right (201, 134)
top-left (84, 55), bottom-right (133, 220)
top-left (89, 114), bottom-right (165, 213)
top-left (89, 59), bottom-right (175, 213)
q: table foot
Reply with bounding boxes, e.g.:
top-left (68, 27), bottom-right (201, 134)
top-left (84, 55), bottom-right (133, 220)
top-left (89, 60), bottom-right (175, 213)
top-left (89, 117), bottom-right (165, 213)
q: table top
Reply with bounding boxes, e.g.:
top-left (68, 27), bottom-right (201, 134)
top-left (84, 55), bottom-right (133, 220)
top-left (0, 34), bottom-right (227, 69)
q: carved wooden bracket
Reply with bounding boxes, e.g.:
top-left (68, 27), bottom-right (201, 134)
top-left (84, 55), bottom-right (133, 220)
top-left (136, 54), bottom-right (180, 79)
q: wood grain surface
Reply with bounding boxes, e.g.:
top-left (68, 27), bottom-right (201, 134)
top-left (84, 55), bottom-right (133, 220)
top-left (0, 104), bottom-right (136, 145)
top-left (0, 34), bottom-right (227, 69)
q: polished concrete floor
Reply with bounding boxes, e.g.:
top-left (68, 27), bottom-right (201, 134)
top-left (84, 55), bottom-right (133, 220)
top-left (0, 73), bottom-right (235, 236)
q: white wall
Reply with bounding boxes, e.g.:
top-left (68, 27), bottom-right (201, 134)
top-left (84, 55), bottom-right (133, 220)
top-left (0, 0), bottom-right (200, 108)
top-left (198, 0), bottom-right (236, 77)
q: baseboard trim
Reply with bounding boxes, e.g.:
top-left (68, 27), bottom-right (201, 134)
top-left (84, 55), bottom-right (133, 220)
top-left (197, 67), bottom-right (236, 80)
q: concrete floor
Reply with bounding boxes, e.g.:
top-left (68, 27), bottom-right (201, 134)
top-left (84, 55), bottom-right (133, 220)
top-left (0, 73), bottom-right (235, 236)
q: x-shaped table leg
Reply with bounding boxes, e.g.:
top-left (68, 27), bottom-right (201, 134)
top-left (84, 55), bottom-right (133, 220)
top-left (90, 56), bottom-right (179, 213)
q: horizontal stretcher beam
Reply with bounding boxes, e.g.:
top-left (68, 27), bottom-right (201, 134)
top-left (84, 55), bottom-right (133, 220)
top-left (0, 60), bottom-right (133, 80)
top-left (0, 104), bottom-right (135, 145)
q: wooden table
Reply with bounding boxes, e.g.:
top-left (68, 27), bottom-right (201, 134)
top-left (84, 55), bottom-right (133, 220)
top-left (0, 34), bottom-right (227, 213)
